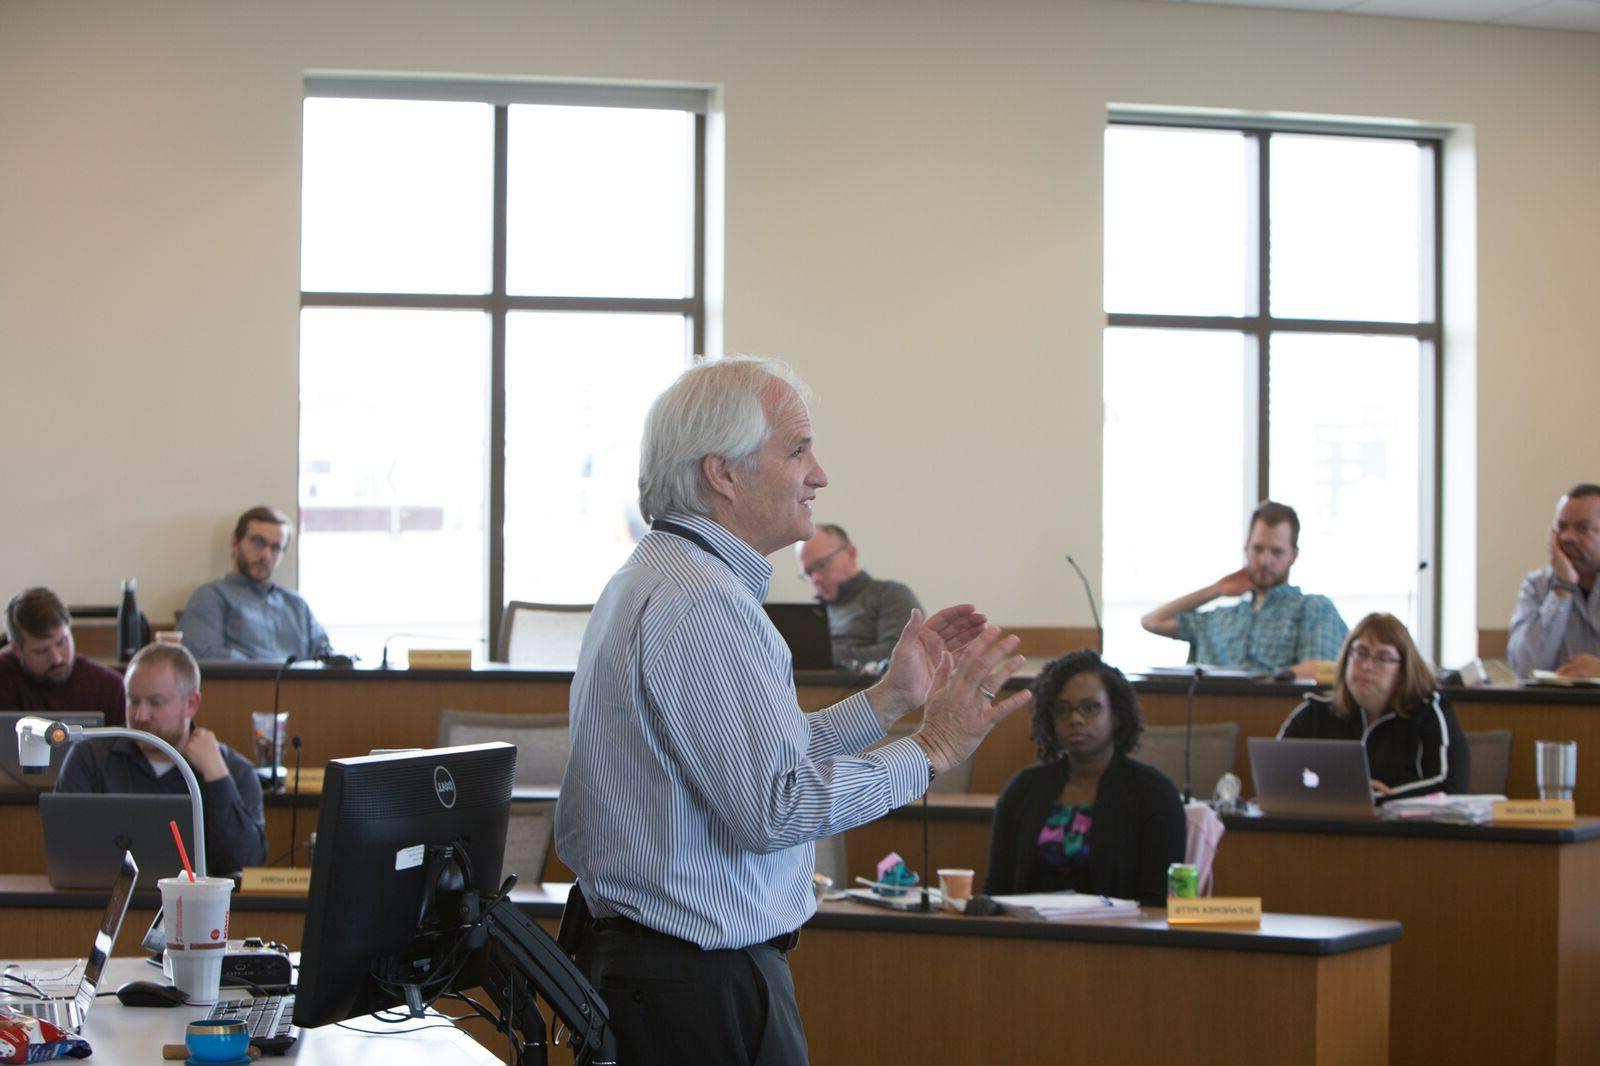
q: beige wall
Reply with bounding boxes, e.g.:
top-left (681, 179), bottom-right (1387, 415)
top-left (3, 0), bottom-right (1597, 661)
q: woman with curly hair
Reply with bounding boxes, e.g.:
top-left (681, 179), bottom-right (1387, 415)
top-left (983, 650), bottom-right (1186, 906)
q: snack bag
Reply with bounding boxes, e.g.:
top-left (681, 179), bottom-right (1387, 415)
top-left (0, 1008), bottom-right (92, 1062)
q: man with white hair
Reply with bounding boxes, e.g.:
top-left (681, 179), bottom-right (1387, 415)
top-left (556, 356), bottom-right (1031, 1065)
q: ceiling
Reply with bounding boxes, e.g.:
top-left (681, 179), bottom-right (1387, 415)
top-left (1147, 0), bottom-right (1600, 32)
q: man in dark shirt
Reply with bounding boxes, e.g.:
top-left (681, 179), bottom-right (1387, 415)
top-left (0, 588), bottom-right (124, 725)
top-left (56, 642), bottom-right (266, 874)
top-left (795, 523), bottom-right (923, 670)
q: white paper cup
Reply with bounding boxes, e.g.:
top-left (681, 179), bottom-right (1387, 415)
top-left (158, 874), bottom-right (233, 1005)
top-left (937, 868), bottom-right (975, 912)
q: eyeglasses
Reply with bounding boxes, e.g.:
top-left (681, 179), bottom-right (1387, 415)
top-left (245, 533), bottom-right (286, 556)
top-left (801, 544), bottom-right (847, 578)
top-left (1052, 699), bottom-right (1107, 721)
top-left (1349, 645), bottom-right (1401, 668)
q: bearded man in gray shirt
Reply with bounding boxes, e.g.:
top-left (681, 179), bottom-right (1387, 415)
top-left (795, 523), bottom-right (923, 671)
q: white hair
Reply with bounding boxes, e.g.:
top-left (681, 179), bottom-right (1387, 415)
top-left (638, 356), bottom-right (808, 523)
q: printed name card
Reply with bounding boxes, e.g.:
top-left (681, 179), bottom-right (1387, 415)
top-left (1491, 800), bottom-right (1575, 825)
top-left (239, 867), bottom-right (313, 895)
top-left (1167, 897), bottom-right (1262, 927)
top-left (407, 648), bottom-right (473, 670)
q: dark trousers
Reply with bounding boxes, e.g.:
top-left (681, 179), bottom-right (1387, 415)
top-left (577, 925), bottom-right (808, 1066)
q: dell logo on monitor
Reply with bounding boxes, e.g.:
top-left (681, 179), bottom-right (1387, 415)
top-left (433, 766), bottom-right (457, 808)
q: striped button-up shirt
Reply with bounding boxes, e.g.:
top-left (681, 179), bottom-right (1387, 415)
top-left (555, 513), bottom-right (929, 950)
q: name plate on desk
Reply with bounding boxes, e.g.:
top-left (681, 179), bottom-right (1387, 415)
top-left (1167, 897), bottom-right (1262, 927)
top-left (240, 867), bottom-right (313, 895)
top-left (406, 648), bottom-right (473, 670)
top-left (1491, 799), bottom-right (1576, 824)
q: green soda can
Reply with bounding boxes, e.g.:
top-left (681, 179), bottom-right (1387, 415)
top-left (1167, 862), bottom-right (1199, 899)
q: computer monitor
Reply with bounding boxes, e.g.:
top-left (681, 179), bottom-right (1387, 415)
top-left (292, 742), bottom-right (516, 1028)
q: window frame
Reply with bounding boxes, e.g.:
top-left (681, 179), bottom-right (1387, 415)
top-left (300, 78), bottom-right (708, 655)
top-left (1104, 115), bottom-right (1444, 657)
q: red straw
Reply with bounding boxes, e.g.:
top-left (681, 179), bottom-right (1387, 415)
top-left (169, 820), bottom-right (196, 883)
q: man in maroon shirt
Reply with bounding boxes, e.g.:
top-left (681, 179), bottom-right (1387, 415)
top-left (0, 588), bottom-right (125, 725)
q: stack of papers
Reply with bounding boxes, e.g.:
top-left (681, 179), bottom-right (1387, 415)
top-left (990, 892), bottom-right (1140, 921)
top-left (1380, 793), bottom-right (1504, 825)
top-left (1525, 671), bottom-right (1600, 687)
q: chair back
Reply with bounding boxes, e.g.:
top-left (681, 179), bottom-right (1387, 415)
top-left (504, 800), bottom-right (556, 887)
top-left (498, 602), bottom-right (593, 667)
top-left (1466, 729), bottom-right (1513, 795)
top-left (437, 710), bottom-right (570, 788)
top-left (1133, 722), bottom-right (1241, 801)
top-left (814, 833), bottom-right (849, 890)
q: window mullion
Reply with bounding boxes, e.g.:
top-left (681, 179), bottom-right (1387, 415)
top-left (488, 104), bottom-right (510, 658)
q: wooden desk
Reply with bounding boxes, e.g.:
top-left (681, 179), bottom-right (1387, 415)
top-left (1215, 815), bottom-right (1600, 1066)
top-left (0, 880), bottom-right (1394, 1066)
top-left (848, 799), bottom-right (1600, 1066)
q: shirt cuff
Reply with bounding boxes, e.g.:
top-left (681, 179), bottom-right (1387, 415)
top-left (819, 690), bottom-right (886, 755)
top-left (865, 735), bottom-right (930, 809)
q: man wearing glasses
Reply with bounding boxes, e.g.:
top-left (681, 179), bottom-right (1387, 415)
top-left (1507, 483), bottom-right (1600, 678)
top-left (796, 523), bottom-right (923, 671)
top-left (180, 506), bottom-right (332, 662)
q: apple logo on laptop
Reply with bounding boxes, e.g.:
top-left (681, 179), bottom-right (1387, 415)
top-left (1301, 768), bottom-right (1321, 789)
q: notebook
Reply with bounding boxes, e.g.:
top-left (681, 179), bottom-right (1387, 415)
top-left (41, 793), bottom-right (193, 889)
top-left (763, 603), bottom-right (835, 670)
top-left (0, 849), bottom-right (137, 1031)
top-left (0, 713), bottom-right (105, 790)
top-left (1247, 737), bottom-right (1379, 820)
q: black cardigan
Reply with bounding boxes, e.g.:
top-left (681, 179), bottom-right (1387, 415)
top-left (983, 753), bottom-right (1187, 907)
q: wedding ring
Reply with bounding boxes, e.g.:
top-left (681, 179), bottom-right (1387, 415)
top-left (978, 686), bottom-right (997, 700)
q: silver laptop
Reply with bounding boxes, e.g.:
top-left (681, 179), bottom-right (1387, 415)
top-left (41, 794), bottom-right (192, 889)
top-left (1247, 738), bottom-right (1379, 820)
top-left (0, 849), bottom-right (137, 1031)
top-left (0, 713), bottom-right (104, 790)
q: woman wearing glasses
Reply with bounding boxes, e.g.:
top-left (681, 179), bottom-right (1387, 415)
top-left (984, 650), bottom-right (1186, 906)
top-left (1277, 612), bottom-right (1469, 800)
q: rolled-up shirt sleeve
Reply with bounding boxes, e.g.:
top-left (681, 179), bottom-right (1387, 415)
top-left (642, 590), bottom-right (926, 855)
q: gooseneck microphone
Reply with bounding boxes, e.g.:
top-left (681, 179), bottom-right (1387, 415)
top-left (266, 654), bottom-right (298, 794)
top-left (919, 789), bottom-right (932, 913)
top-left (1064, 555), bottom-right (1104, 652)
top-left (287, 736), bottom-right (303, 868)
top-left (1183, 665), bottom-right (1204, 804)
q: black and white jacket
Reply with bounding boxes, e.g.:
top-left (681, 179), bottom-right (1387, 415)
top-left (1277, 690), bottom-right (1470, 800)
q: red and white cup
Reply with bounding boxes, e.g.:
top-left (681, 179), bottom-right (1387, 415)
top-left (157, 874), bottom-right (234, 1005)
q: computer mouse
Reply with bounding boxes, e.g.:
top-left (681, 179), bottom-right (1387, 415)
top-left (115, 979), bottom-right (190, 1007)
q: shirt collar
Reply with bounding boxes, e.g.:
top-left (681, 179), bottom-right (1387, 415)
top-left (657, 512), bottom-right (773, 600)
top-left (831, 570), bottom-right (871, 604)
top-left (1249, 583), bottom-right (1300, 608)
top-left (223, 570), bottom-right (275, 595)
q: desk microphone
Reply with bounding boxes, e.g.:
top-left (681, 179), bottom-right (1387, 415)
top-left (266, 655), bottom-right (298, 794)
top-left (1183, 666), bottom-right (1204, 804)
top-left (1064, 555), bottom-right (1103, 652)
top-left (919, 789), bottom-right (932, 913)
top-left (287, 736), bottom-right (303, 868)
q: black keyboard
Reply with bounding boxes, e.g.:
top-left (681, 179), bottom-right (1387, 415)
top-left (206, 994), bottom-right (299, 1055)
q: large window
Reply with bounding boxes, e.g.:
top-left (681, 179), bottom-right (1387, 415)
top-left (1102, 119), bottom-right (1440, 668)
top-left (298, 79), bottom-right (706, 660)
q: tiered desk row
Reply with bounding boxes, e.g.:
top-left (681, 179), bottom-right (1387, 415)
top-left (1, 662), bottom-right (1595, 1065)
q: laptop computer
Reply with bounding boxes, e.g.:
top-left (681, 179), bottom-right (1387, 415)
top-left (0, 713), bottom-right (105, 790)
top-left (41, 794), bottom-right (193, 889)
top-left (763, 602), bottom-right (835, 670)
top-left (1247, 737), bottom-right (1379, 820)
top-left (0, 849), bottom-right (137, 1031)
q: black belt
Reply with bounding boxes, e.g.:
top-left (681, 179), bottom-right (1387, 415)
top-left (591, 914), bottom-right (801, 954)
